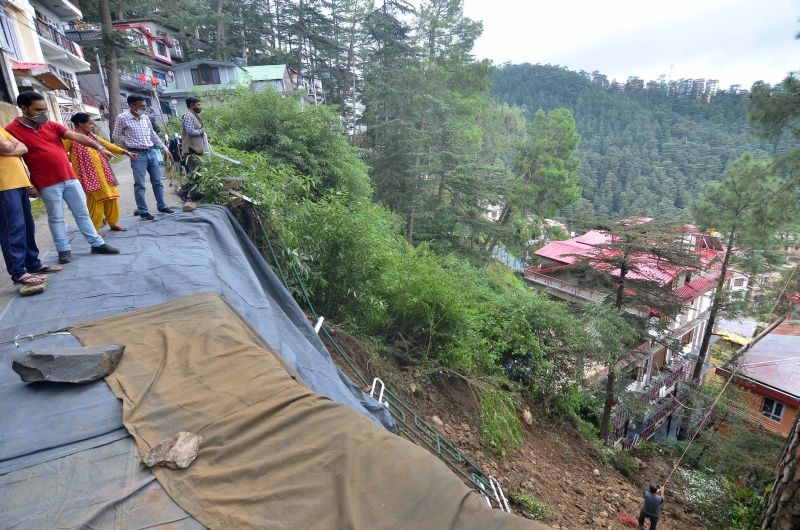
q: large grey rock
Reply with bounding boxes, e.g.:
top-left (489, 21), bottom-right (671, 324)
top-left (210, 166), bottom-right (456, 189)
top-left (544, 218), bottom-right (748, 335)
top-left (142, 431), bottom-right (203, 470)
top-left (12, 343), bottom-right (125, 383)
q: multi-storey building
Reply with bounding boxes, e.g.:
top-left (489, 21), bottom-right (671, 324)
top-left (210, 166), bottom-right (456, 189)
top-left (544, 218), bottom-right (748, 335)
top-left (525, 225), bottom-right (737, 446)
top-left (0, 0), bottom-right (98, 120)
top-left (73, 18), bottom-right (185, 122)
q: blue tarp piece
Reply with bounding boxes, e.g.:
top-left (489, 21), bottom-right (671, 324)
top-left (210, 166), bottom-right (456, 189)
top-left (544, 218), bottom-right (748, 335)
top-left (0, 205), bottom-right (393, 475)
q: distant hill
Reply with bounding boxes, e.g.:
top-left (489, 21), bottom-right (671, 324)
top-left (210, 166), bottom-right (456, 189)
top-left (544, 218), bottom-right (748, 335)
top-left (491, 64), bottom-right (785, 220)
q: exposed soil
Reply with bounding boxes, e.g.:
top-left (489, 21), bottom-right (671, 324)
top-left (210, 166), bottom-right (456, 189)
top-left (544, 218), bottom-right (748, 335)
top-left (322, 322), bottom-right (708, 530)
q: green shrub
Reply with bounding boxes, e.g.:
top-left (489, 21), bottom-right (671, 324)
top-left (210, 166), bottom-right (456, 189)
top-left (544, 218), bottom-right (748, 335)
top-left (478, 385), bottom-right (524, 455)
top-left (611, 450), bottom-right (639, 480)
top-left (509, 492), bottom-right (547, 520)
top-left (633, 441), bottom-right (661, 458)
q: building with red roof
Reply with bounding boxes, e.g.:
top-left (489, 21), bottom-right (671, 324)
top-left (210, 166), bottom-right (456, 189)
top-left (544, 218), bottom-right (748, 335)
top-left (524, 225), bottom-right (737, 446)
top-left (716, 320), bottom-right (800, 437)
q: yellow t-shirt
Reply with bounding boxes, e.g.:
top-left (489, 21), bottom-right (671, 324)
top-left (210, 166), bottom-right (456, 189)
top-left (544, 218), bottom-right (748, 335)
top-left (0, 128), bottom-right (31, 191)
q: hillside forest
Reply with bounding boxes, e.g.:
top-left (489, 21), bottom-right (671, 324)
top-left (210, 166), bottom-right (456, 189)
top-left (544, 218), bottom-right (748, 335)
top-left (77, 0), bottom-right (800, 527)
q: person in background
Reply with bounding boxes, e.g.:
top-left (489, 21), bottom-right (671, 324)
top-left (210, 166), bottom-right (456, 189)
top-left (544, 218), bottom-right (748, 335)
top-left (5, 91), bottom-right (120, 265)
top-left (112, 95), bottom-right (174, 221)
top-left (65, 113), bottom-right (136, 233)
top-left (178, 96), bottom-right (206, 201)
top-left (0, 127), bottom-right (62, 288)
top-left (638, 483), bottom-right (664, 530)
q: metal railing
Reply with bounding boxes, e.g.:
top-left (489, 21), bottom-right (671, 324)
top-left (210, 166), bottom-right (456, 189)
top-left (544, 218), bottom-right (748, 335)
top-left (35, 19), bottom-right (84, 60)
top-left (81, 92), bottom-right (101, 108)
top-left (523, 268), bottom-right (608, 303)
top-left (120, 73), bottom-right (167, 92)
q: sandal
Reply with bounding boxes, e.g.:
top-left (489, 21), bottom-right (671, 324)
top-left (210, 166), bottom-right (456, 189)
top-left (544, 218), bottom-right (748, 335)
top-left (110, 225), bottom-right (126, 232)
top-left (30, 265), bottom-right (62, 274)
top-left (13, 273), bottom-right (46, 286)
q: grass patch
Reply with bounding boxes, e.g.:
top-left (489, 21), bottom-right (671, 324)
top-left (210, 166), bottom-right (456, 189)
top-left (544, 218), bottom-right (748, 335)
top-left (611, 450), bottom-right (640, 480)
top-left (30, 198), bottom-right (46, 218)
top-left (509, 492), bottom-right (547, 520)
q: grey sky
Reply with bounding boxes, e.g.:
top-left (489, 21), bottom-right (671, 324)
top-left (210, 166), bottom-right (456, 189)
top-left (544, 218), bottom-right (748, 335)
top-left (462, 0), bottom-right (799, 88)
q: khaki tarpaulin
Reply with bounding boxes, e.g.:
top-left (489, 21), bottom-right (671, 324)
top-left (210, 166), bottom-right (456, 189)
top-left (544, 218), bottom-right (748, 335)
top-left (72, 293), bottom-right (547, 530)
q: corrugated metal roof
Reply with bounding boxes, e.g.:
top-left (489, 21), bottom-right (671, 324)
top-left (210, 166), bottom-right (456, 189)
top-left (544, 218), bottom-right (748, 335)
top-left (243, 65), bottom-right (287, 82)
top-left (674, 271), bottom-right (719, 299)
top-left (534, 240), bottom-right (595, 264)
top-left (740, 321), bottom-right (800, 398)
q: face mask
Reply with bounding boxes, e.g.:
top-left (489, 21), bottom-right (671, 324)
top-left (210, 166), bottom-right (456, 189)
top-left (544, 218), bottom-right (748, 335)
top-left (194, 107), bottom-right (202, 114)
top-left (26, 112), bottom-right (48, 125)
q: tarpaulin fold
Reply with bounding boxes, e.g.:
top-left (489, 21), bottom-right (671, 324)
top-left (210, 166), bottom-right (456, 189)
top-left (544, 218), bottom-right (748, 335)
top-left (72, 293), bottom-right (543, 530)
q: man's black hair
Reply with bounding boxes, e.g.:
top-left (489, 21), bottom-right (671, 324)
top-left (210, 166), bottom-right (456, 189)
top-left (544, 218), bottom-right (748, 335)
top-left (649, 484), bottom-right (659, 494)
top-left (127, 94), bottom-right (146, 105)
top-left (186, 97), bottom-right (201, 107)
top-left (17, 91), bottom-right (44, 107)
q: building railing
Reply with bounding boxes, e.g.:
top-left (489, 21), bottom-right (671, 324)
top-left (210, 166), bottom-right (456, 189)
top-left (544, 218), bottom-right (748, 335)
top-left (646, 356), bottom-right (692, 398)
top-left (523, 268), bottom-right (608, 303)
top-left (120, 73), bottom-right (167, 92)
top-left (81, 92), bottom-right (101, 108)
top-left (623, 397), bottom-right (680, 448)
top-left (35, 19), bottom-right (85, 60)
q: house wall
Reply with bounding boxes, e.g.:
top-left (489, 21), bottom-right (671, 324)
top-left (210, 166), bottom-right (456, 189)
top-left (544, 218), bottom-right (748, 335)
top-left (739, 386), bottom-right (798, 437)
top-left (4, 0), bottom-right (43, 64)
top-left (174, 64), bottom-right (239, 90)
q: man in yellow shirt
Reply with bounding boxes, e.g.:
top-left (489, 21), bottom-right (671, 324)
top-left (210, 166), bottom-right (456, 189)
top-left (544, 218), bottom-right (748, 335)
top-left (0, 127), bottom-right (61, 287)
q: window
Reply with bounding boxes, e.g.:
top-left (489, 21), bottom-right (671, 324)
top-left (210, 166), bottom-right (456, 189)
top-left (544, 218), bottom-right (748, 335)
top-left (734, 278), bottom-right (745, 287)
top-left (0, 8), bottom-right (21, 58)
top-left (761, 398), bottom-right (784, 422)
top-left (191, 66), bottom-right (221, 85)
top-left (128, 30), bottom-right (147, 48)
top-left (155, 41), bottom-right (167, 57)
top-left (152, 71), bottom-right (167, 86)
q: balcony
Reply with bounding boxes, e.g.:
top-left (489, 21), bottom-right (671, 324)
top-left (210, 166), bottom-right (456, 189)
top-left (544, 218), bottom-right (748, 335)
top-left (120, 74), bottom-right (168, 93)
top-left (645, 355), bottom-right (693, 398)
top-left (523, 267), bottom-right (650, 317)
top-left (35, 19), bottom-right (88, 65)
top-left (81, 92), bottom-right (102, 109)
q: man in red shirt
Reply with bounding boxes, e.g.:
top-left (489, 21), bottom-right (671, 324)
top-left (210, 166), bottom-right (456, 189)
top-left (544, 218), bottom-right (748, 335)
top-left (6, 91), bottom-right (119, 264)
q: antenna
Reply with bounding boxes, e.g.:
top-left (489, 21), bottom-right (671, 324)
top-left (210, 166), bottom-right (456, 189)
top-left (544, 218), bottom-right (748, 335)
top-left (669, 64), bottom-right (675, 82)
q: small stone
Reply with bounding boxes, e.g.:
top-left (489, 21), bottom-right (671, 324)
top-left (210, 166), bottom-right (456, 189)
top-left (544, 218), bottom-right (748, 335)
top-left (522, 408), bottom-right (533, 425)
top-left (142, 431), bottom-right (203, 469)
top-left (431, 415), bottom-right (444, 427)
top-left (182, 201), bottom-right (198, 212)
top-left (599, 511), bottom-right (608, 518)
top-left (19, 277), bottom-right (47, 296)
top-left (593, 468), bottom-right (601, 476)
top-left (12, 344), bottom-right (125, 383)
top-left (409, 382), bottom-right (417, 393)
top-left (461, 422), bottom-right (470, 431)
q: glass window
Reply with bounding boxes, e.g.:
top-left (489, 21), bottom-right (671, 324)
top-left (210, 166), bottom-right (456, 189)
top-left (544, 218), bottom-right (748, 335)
top-left (191, 66), bottom-right (221, 85)
top-left (761, 398), bottom-right (784, 422)
top-left (0, 9), bottom-right (20, 58)
top-left (155, 41), bottom-right (167, 56)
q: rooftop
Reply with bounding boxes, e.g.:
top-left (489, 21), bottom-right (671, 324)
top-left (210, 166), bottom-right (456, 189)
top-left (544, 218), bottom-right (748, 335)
top-left (738, 320), bottom-right (800, 399)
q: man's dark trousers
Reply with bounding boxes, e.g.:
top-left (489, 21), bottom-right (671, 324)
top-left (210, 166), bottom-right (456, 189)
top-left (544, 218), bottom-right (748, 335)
top-left (0, 188), bottom-right (41, 278)
top-left (638, 510), bottom-right (658, 530)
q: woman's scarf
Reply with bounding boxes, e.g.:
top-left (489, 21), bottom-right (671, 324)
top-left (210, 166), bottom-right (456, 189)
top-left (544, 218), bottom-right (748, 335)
top-left (73, 133), bottom-right (118, 193)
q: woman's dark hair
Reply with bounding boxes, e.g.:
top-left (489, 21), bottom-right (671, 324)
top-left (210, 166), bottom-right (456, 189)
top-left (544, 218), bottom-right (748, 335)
top-left (70, 112), bottom-right (92, 125)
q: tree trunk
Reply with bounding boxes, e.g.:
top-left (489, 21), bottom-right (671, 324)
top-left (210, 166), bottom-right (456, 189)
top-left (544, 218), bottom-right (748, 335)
top-left (215, 0), bottom-right (226, 60)
top-left (761, 412), bottom-right (800, 529)
top-left (691, 225), bottom-right (736, 381)
top-left (99, 0), bottom-right (120, 135)
top-left (599, 367), bottom-right (616, 442)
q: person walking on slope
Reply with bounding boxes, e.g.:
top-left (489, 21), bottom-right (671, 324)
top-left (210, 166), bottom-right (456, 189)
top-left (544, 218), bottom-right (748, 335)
top-left (65, 113), bottom-right (136, 233)
top-left (5, 92), bottom-right (119, 265)
top-left (638, 483), bottom-right (664, 530)
top-left (0, 127), bottom-right (61, 288)
top-left (112, 95), bottom-right (174, 221)
top-left (177, 96), bottom-right (207, 201)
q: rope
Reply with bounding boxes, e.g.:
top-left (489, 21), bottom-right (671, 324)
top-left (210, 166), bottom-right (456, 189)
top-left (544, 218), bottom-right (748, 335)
top-left (661, 358), bottom-right (743, 493)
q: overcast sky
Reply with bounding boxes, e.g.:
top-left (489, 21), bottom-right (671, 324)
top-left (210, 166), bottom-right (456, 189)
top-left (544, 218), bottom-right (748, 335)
top-left (462, 0), bottom-right (799, 89)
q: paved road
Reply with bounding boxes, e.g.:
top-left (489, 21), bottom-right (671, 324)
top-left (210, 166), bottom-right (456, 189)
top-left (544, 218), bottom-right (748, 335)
top-left (0, 158), bottom-right (183, 309)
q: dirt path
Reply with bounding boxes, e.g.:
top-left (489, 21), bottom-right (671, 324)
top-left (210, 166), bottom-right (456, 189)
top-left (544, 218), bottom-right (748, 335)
top-left (0, 159), bottom-right (182, 309)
